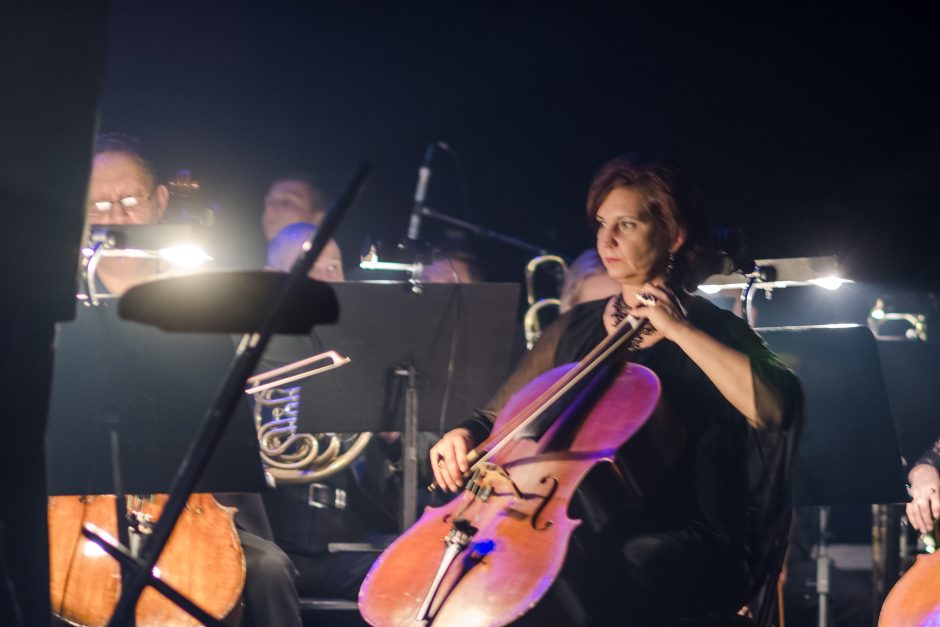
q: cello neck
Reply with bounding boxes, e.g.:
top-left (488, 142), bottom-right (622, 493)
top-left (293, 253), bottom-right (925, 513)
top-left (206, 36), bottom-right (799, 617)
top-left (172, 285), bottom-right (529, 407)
top-left (473, 313), bottom-right (649, 465)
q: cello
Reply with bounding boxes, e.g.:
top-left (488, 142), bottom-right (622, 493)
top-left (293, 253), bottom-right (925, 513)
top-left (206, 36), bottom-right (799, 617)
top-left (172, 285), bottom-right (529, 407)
top-left (878, 526), bottom-right (940, 626)
top-left (48, 493), bottom-right (246, 626)
top-left (359, 304), bottom-right (683, 626)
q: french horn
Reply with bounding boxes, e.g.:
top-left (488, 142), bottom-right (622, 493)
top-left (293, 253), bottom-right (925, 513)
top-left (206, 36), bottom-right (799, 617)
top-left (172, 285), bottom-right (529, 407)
top-left (246, 350), bottom-right (372, 484)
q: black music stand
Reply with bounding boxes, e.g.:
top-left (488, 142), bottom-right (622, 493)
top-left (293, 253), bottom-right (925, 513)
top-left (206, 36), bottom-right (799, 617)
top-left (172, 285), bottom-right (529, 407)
top-left (262, 281), bottom-right (520, 528)
top-left (758, 324), bottom-right (907, 627)
top-left (46, 300), bottom-right (266, 496)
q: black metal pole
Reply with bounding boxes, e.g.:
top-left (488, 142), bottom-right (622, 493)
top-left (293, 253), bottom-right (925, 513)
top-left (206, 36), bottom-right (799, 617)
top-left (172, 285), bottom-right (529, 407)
top-left (420, 207), bottom-right (549, 255)
top-left (104, 163), bottom-right (371, 627)
top-left (82, 525), bottom-right (224, 626)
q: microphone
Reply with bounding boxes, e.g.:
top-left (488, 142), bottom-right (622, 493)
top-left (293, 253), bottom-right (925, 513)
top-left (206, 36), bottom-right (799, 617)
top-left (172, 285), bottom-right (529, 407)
top-left (407, 143), bottom-right (436, 240)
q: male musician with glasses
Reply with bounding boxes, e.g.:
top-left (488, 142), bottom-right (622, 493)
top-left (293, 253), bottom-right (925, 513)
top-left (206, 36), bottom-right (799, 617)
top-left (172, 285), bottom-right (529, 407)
top-left (82, 133), bottom-right (303, 627)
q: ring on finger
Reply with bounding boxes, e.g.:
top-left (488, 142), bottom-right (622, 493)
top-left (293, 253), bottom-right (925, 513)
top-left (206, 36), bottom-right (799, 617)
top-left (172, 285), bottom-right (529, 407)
top-left (437, 457), bottom-right (446, 468)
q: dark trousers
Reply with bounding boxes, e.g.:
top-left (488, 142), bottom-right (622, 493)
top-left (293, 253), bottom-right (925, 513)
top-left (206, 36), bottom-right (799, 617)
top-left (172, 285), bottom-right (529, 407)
top-left (291, 549), bottom-right (380, 600)
top-left (239, 529), bottom-right (303, 627)
top-left (528, 529), bottom-right (749, 626)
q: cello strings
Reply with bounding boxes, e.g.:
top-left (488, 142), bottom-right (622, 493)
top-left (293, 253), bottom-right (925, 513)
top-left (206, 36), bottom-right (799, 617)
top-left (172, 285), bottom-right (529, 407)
top-left (471, 313), bottom-right (648, 469)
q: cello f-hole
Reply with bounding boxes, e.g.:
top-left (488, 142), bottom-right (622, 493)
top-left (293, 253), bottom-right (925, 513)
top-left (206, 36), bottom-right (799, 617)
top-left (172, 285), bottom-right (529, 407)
top-left (531, 476), bottom-right (558, 531)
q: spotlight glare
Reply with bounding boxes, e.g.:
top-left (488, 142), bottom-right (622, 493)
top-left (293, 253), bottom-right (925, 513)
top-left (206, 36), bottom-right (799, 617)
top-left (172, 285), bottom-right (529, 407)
top-left (810, 276), bottom-right (844, 291)
top-left (698, 284), bottom-right (722, 295)
top-left (82, 539), bottom-right (106, 558)
top-left (159, 245), bottom-right (212, 268)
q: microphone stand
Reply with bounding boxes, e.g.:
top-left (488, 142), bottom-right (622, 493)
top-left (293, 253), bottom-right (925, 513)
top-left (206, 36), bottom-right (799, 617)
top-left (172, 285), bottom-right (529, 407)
top-left (91, 163), bottom-right (371, 627)
top-left (419, 206), bottom-right (549, 256)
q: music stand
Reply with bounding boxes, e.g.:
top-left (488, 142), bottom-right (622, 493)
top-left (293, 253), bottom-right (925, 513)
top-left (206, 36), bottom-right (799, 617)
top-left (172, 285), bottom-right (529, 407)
top-left (261, 281), bottom-right (521, 528)
top-left (46, 300), bottom-right (266, 496)
top-left (82, 163), bottom-right (368, 627)
top-left (758, 324), bottom-right (907, 627)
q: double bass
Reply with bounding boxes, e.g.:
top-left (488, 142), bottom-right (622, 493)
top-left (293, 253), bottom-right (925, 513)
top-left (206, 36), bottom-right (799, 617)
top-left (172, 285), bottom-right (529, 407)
top-left (359, 304), bottom-right (683, 625)
top-left (48, 493), bottom-right (246, 626)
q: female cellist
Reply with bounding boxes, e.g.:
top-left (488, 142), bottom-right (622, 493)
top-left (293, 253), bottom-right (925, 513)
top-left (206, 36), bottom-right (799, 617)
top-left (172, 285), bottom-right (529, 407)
top-left (429, 155), bottom-right (803, 625)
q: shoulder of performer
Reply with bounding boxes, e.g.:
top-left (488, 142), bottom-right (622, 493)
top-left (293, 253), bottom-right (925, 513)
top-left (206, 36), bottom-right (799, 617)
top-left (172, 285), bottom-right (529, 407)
top-left (684, 295), bottom-right (804, 433)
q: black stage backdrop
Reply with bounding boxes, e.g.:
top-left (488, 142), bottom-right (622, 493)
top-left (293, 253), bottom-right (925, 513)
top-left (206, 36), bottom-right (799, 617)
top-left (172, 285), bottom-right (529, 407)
top-left (96, 1), bottom-right (940, 293)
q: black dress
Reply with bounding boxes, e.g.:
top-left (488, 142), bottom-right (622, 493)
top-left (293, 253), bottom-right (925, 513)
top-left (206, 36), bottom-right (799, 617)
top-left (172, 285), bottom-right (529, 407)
top-left (459, 296), bottom-right (803, 625)
top-left (914, 435), bottom-right (940, 471)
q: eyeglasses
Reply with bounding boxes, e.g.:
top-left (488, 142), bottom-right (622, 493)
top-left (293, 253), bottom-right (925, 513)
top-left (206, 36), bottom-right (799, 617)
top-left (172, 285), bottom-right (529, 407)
top-left (89, 195), bottom-right (151, 212)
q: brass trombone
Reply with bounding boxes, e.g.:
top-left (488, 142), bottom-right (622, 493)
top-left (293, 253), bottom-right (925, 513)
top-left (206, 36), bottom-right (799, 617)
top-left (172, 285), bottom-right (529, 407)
top-left (523, 255), bottom-right (568, 349)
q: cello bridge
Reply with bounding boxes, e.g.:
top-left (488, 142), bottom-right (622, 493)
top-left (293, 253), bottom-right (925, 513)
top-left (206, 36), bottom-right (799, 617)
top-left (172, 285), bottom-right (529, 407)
top-left (468, 462), bottom-right (523, 500)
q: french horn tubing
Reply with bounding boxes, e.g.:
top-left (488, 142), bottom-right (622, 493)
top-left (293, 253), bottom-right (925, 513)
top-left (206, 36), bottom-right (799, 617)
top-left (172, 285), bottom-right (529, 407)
top-left (246, 350), bottom-right (372, 485)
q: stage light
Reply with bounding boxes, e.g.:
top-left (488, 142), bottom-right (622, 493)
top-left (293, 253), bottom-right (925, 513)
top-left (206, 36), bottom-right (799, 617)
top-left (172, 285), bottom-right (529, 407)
top-left (82, 539), bottom-right (106, 558)
top-left (867, 297), bottom-right (927, 342)
top-left (809, 276), bottom-right (845, 291)
top-left (159, 245), bottom-right (212, 268)
top-left (80, 224), bottom-right (214, 304)
top-left (699, 256), bottom-right (848, 291)
top-left (698, 284), bottom-right (723, 295)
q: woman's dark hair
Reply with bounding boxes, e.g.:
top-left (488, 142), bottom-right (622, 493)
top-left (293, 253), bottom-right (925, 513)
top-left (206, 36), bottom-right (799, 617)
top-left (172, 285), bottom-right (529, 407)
top-left (586, 155), bottom-right (711, 291)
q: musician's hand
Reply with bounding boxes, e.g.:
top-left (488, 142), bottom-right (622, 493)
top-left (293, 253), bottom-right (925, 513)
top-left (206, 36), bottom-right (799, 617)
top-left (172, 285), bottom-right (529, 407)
top-left (633, 282), bottom-right (690, 341)
top-left (430, 428), bottom-right (473, 493)
top-left (906, 464), bottom-right (940, 534)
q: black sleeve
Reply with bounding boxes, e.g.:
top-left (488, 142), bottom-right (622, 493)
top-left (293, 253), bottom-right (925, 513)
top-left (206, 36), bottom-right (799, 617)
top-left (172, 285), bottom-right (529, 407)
top-left (914, 435), bottom-right (940, 471)
top-left (700, 301), bottom-right (803, 433)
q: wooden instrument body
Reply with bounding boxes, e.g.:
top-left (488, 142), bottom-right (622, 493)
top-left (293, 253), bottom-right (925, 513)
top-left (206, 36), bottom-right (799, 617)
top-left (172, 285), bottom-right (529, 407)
top-left (879, 550), bottom-right (940, 626)
top-left (49, 493), bottom-right (245, 627)
top-left (359, 361), bottom-right (670, 627)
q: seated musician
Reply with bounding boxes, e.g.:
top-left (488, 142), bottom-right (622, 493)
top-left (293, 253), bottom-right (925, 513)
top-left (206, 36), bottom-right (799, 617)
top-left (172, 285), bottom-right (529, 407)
top-left (84, 133), bottom-right (302, 627)
top-left (559, 248), bottom-right (620, 313)
top-left (262, 221), bottom-right (401, 600)
top-left (906, 435), bottom-right (940, 536)
top-left (429, 155), bottom-right (803, 625)
top-left (262, 172), bottom-right (327, 240)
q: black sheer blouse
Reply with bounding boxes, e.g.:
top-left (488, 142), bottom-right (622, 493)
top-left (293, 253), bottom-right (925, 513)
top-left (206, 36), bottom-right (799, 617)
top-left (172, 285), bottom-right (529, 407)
top-left (459, 295), bottom-right (803, 582)
top-left (914, 436), bottom-right (940, 471)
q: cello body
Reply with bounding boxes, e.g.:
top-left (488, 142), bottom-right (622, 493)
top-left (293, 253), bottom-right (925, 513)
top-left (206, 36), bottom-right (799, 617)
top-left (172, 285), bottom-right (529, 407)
top-left (359, 361), bottom-right (683, 626)
top-left (879, 548), bottom-right (940, 626)
top-left (49, 493), bottom-right (246, 627)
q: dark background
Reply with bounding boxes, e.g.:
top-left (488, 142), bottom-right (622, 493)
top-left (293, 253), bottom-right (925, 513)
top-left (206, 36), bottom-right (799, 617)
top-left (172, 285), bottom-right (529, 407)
top-left (97, 1), bottom-right (940, 293)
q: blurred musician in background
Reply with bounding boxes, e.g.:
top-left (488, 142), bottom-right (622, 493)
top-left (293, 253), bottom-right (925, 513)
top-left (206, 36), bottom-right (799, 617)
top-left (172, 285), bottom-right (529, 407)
top-left (559, 248), bottom-right (620, 313)
top-left (86, 133), bottom-right (170, 294)
top-left (84, 133), bottom-right (302, 627)
top-left (261, 221), bottom-right (401, 600)
top-left (262, 173), bottom-right (326, 241)
top-left (266, 221), bottom-right (344, 281)
top-left (417, 239), bottom-right (484, 284)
